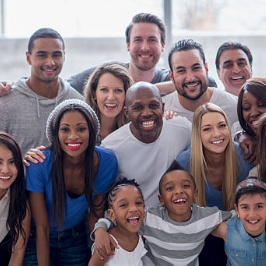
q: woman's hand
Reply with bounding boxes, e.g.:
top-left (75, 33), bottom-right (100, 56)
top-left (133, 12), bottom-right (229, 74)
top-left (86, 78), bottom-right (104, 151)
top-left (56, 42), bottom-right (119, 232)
top-left (24, 146), bottom-right (47, 166)
top-left (163, 110), bottom-right (178, 120)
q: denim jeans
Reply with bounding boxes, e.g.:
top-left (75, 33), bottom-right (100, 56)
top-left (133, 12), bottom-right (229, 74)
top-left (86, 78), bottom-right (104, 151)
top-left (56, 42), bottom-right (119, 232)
top-left (23, 220), bottom-right (90, 266)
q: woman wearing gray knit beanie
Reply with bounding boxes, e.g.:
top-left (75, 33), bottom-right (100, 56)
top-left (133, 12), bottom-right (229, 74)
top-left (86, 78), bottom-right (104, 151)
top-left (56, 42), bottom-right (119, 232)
top-left (24, 99), bottom-right (118, 265)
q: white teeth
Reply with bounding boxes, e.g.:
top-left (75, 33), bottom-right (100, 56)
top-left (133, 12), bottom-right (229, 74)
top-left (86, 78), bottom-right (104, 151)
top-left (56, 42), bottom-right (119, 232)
top-left (0, 176), bottom-right (11, 180)
top-left (212, 140), bottom-right (223, 144)
top-left (142, 121), bottom-right (154, 128)
top-left (106, 103), bottom-right (117, 107)
top-left (128, 216), bottom-right (139, 220)
top-left (174, 198), bottom-right (186, 203)
top-left (186, 83), bottom-right (198, 88)
top-left (67, 143), bottom-right (80, 147)
top-left (231, 77), bottom-right (243, 80)
top-left (140, 55), bottom-right (150, 58)
top-left (248, 220), bottom-right (258, 224)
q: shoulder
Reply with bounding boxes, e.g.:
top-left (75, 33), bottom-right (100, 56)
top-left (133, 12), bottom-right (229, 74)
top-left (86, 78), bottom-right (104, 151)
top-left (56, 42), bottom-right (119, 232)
top-left (212, 88), bottom-right (237, 102)
top-left (177, 149), bottom-right (191, 169)
top-left (162, 91), bottom-right (177, 102)
top-left (96, 146), bottom-right (117, 164)
top-left (101, 124), bottom-right (131, 150)
top-left (164, 115), bottom-right (192, 129)
top-left (152, 68), bottom-right (170, 83)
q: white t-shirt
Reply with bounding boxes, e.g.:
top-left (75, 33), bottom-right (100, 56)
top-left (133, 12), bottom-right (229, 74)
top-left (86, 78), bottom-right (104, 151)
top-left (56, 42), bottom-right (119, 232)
top-left (0, 189), bottom-right (10, 243)
top-left (101, 117), bottom-right (191, 207)
top-left (162, 89), bottom-right (238, 128)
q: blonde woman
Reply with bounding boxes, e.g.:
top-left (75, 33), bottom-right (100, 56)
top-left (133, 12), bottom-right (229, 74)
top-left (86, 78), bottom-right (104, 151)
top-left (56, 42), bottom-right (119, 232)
top-left (177, 103), bottom-right (253, 266)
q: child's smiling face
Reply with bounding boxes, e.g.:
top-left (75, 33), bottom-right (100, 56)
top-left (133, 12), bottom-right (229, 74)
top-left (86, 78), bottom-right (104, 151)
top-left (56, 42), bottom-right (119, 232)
top-left (235, 193), bottom-right (266, 237)
top-left (158, 170), bottom-right (197, 222)
top-left (108, 185), bottom-right (145, 234)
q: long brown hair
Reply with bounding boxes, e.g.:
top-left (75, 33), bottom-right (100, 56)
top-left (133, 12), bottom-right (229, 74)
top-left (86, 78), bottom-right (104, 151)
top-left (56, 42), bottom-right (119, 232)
top-left (84, 61), bottom-right (133, 128)
top-left (0, 132), bottom-right (27, 247)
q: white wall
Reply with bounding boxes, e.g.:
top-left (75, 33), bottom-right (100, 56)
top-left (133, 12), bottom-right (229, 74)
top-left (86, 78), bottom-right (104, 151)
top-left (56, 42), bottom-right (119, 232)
top-left (0, 35), bottom-right (265, 88)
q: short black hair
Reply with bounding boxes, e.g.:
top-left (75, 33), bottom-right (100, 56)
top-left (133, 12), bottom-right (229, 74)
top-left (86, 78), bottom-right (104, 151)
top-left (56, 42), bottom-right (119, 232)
top-left (125, 13), bottom-right (166, 45)
top-left (106, 177), bottom-right (144, 209)
top-left (168, 39), bottom-right (206, 71)
top-left (159, 160), bottom-right (196, 194)
top-left (215, 41), bottom-right (253, 70)
top-left (28, 28), bottom-right (65, 54)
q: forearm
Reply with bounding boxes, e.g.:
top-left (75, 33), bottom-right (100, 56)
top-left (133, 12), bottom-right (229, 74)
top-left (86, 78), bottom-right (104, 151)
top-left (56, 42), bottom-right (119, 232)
top-left (90, 218), bottom-right (112, 241)
top-left (36, 228), bottom-right (50, 266)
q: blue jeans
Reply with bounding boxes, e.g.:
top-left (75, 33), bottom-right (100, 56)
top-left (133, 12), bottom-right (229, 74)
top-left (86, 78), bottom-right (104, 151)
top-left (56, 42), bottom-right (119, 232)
top-left (23, 220), bottom-right (90, 266)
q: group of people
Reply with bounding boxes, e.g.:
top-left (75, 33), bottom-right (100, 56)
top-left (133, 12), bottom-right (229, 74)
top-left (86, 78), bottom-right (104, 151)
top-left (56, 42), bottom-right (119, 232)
top-left (0, 12), bottom-right (265, 266)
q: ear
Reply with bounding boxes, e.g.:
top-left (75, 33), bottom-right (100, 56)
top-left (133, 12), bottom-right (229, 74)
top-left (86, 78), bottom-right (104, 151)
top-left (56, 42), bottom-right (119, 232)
top-left (26, 52), bottom-right (32, 65)
top-left (127, 42), bottom-right (130, 52)
top-left (158, 194), bottom-right (165, 207)
top-left (107, 208), bottom-right (116, 223)
top-left (161, 43), bottom-right (165, 52)
top-left (204, 62), bottom-right (209, 76)
top-left (169, 70), bottom-right (174, 84)
top-left (124, 106), bottom-right (129, 119)
top-left (217, 68), bottom-right (222, 80)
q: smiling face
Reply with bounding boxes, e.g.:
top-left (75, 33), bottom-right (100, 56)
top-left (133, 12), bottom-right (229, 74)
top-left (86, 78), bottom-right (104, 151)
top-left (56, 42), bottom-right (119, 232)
top-left (217, 49), bottom-right (252, 96)
top-left (169, 49), bottom-right (208, 101)
top-left (127, 22), bottom-right (164, 71)
top-left (200, 112), bottom-right (230, 156)
top-left (242, 91), bottom-right (266, 135)
top-left (158, 170), bottom-right (197, 222)
top-left (235, 193), bottom-right (266, 237)
top-left (58, 111), bottom-right (89, 159)
top-left (26, 38), bottom-right (65, 83)
top-left (108, 185), bottom-right (145, 234)
top-left (0, 144), bottom-right (18, 197)
top-left (125, 84), bottom-right (163, 143)
top-left (95, 73), bottom-right (125, 120)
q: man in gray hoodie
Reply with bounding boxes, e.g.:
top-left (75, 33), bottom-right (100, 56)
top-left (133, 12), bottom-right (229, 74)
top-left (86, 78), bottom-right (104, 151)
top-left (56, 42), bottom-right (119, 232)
top-left (0, 28), bottom-right (83, 156)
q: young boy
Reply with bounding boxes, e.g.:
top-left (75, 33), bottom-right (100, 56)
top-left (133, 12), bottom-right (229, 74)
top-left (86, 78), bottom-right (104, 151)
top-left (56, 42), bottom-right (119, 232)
top-left (92, 160), bottom-right (232, 266)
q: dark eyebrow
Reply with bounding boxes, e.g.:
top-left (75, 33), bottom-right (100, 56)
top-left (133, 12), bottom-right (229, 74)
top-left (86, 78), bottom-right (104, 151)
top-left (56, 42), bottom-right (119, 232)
top-left (223, 60), bottom-right (232, 65)
top-left (36, 51), bottom-right (48, 54)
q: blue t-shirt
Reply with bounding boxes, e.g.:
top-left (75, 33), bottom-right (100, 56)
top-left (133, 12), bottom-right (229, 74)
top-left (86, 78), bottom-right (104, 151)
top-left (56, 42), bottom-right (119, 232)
top-left (177, 142), bottom-right (253, 210)
top-left (26, 146), bottom-right (118, 231)
top-left (225, 217), bottom-right (266, 266)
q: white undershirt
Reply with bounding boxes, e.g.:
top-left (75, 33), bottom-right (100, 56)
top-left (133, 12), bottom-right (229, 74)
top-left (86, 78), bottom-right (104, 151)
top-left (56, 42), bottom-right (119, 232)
top-left (0, 189), bottom-right (10, 243)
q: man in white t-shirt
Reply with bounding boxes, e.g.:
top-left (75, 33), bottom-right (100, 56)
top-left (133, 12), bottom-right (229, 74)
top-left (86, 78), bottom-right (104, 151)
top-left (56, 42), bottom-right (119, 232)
top-left (101, 82), bottom-right (191, 207)
top-left (163, 39), bottom-right (238, 128)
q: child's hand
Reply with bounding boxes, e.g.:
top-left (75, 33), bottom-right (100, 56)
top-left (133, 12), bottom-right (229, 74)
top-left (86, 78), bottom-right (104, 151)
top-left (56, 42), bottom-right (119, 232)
top-left (94, 228), bottom-right (118, 259)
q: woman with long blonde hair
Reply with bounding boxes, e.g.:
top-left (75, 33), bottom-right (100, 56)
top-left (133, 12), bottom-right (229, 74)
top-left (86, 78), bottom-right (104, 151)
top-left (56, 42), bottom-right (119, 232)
top-left (177, 103), bottom-right (253, 266)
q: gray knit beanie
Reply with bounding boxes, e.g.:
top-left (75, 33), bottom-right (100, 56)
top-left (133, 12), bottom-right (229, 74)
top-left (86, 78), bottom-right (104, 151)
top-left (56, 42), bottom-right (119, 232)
top-left (46, 99), bottom-right (100, 144)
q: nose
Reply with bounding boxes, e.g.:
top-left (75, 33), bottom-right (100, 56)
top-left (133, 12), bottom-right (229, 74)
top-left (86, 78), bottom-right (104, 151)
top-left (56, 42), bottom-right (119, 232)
top-left (69, 130), bottom-right (79, 140)
top-left (107, 90), bottom-right (115, 100)
top-left (140, 40), bottom-right (149, 51)
top-left (232, 63), bottom-right (241, 73)
top-left (185, 70), bottom-right (195, 82)
top-left (0, 162), bottom-right (10, 174)
top-left (250, 106), bottom-right (260, 117)
top-left (45, 56), bottom-right (56, 67)
top-left (212, 127), bottom-right (222, 137)
top-left (142, 107), bottom-right (152, 117)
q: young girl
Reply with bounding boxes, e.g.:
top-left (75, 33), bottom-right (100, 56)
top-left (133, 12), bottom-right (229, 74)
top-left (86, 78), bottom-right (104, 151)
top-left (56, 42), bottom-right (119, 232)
top-left (0, 132), bottom-right (30, 266)
top-left (213, 177), bottom-right (266, 265)
top-left (89, 178), bottom-right (146, 266)
top-left (84, 61), bottom-right (134, 145)
top-left (177, 103), bottom-right (253, 266)
top-left (24, 99), bottom-right (118, 265)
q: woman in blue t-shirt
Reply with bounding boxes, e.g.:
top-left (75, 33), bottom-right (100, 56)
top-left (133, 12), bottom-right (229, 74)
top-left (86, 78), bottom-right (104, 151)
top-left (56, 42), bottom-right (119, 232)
top-left (177, 103), bottom-right (253, 266)
top-left (24, 99), bottom-right (118, 266)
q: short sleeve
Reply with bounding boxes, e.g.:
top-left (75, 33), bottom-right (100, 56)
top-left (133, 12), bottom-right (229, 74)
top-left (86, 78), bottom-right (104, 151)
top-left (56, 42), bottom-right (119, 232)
top-left (26, 150), bottom-right (53, 193)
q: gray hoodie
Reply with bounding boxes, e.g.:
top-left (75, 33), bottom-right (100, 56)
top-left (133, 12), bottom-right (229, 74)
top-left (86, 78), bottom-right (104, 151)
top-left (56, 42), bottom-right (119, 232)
top-left (0, 77), bottom-right (84, 156)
